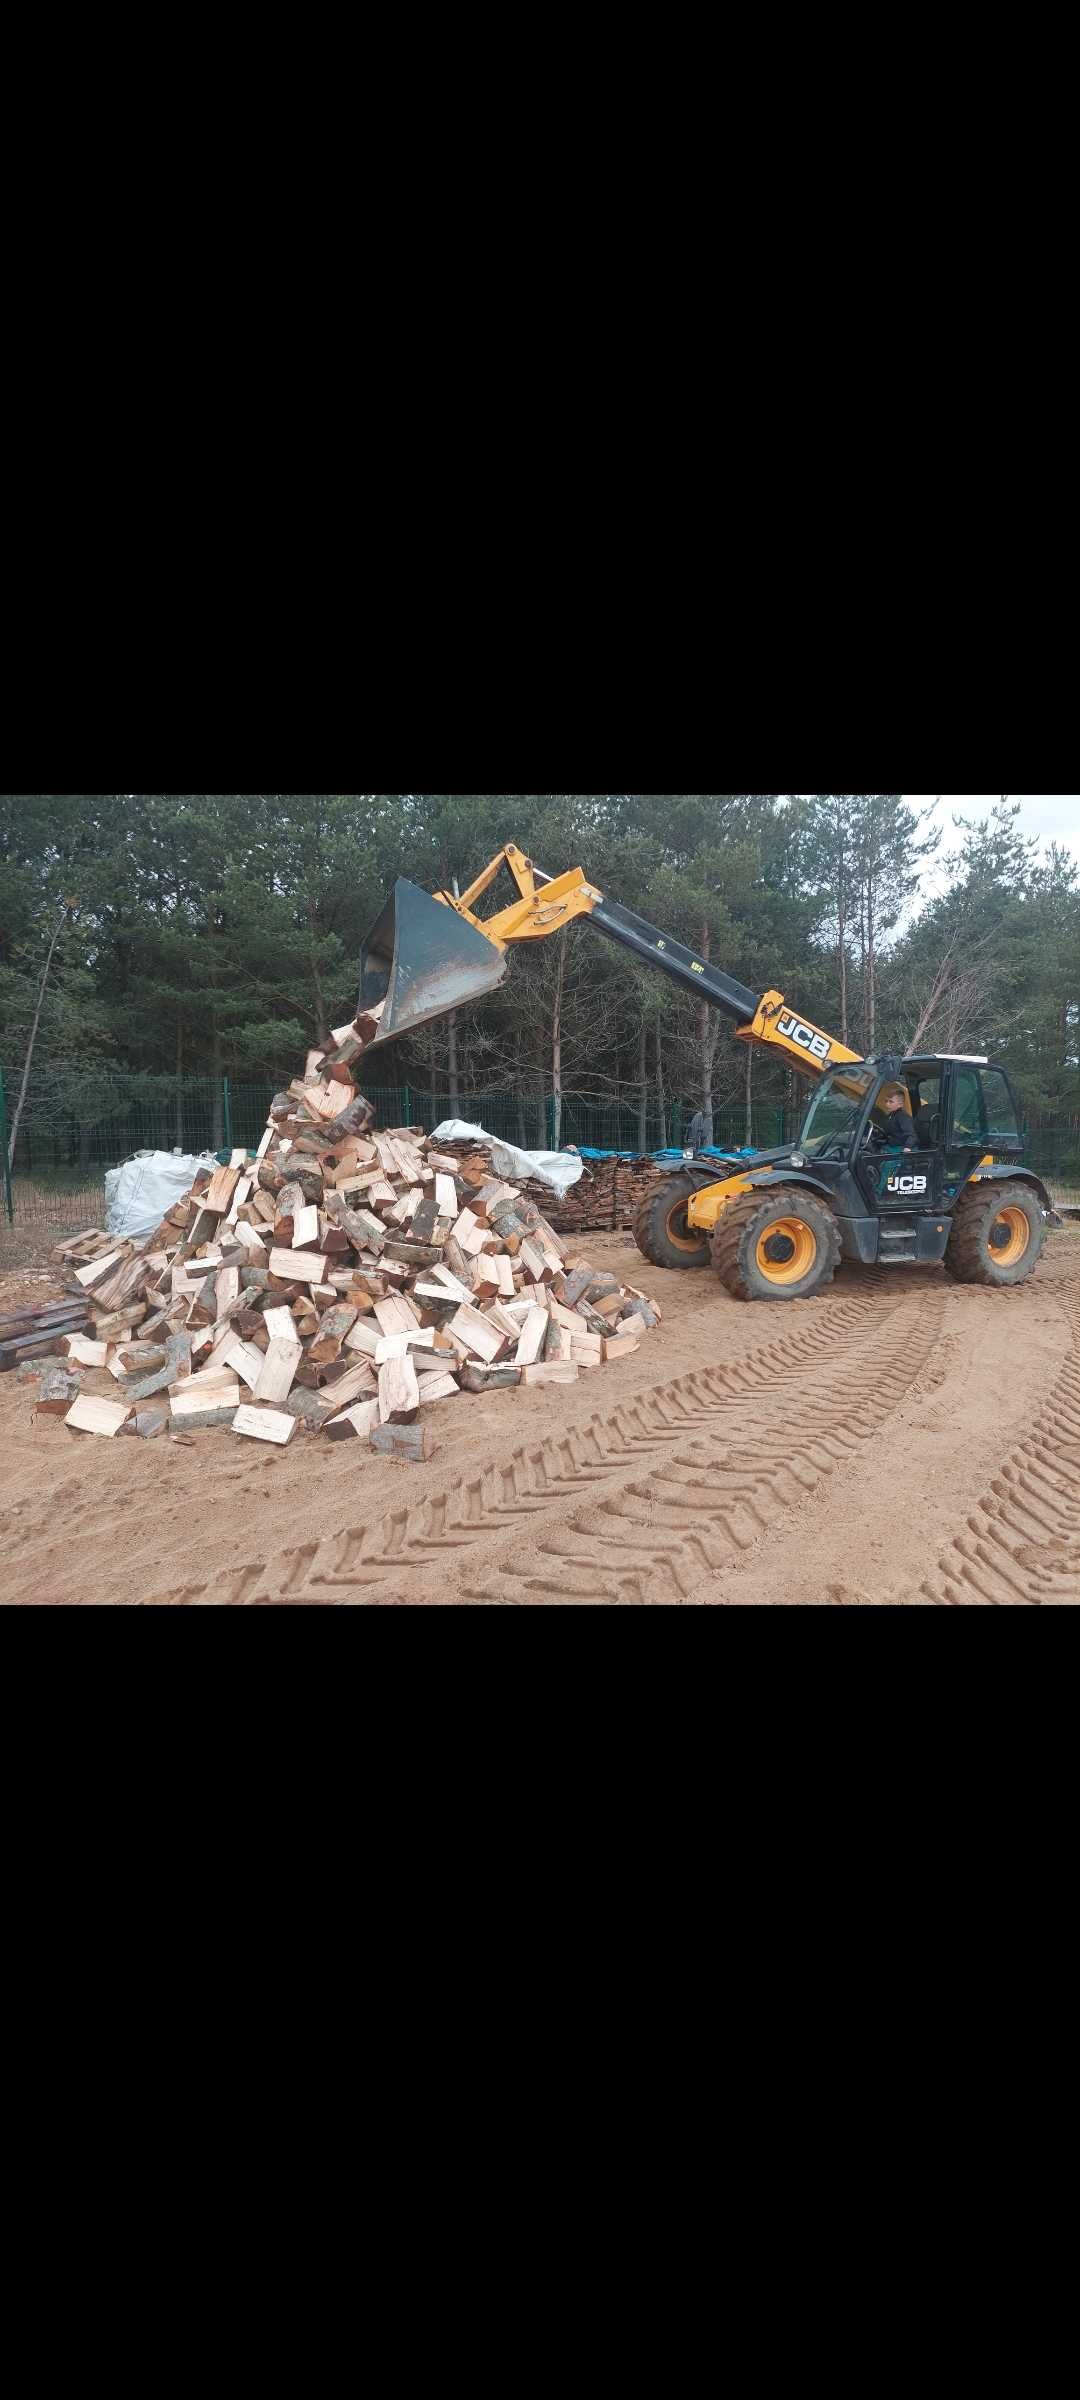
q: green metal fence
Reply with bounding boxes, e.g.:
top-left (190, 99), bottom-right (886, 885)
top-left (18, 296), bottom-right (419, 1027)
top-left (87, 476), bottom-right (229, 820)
top-left (2, 1064), bottom-right (1078, 1233)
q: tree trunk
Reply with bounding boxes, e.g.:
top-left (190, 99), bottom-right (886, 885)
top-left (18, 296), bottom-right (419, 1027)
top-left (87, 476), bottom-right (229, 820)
top-left (175, 1011), bottom-right (185, 1149)
top-left (744, 1042), bottom-right (754, 1147)
top-left (637, 1015), bottom-right (648, 1153)
top-left (6, 902), bottom-right (69, 1171)
top-left (211, 1022), bottom-right (224, 1150)
top-left (429, 1031), bottom-right (438, 1130)
top-left (859, 887), bottom-right (868, 1051)
top-left (698, 923), bottom-right (718, 1143)
top-left (835, 802), bottom-right (849, 1046)
top-left (866, 867), bottom-right (877, 1052)
top-left (447, 1012), bottom-right (460, 1112)
top-left (655, 1019), bottom-right (667, 1151)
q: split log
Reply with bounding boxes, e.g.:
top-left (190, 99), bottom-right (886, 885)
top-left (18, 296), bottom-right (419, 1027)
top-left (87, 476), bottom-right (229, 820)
top-left (268, 1248), bottom-right (331, 1287)
top-left (273, 1181), bottom-right (306, 1243)
top-left (459, 1362), bottom-right (522, 1393)
top-left (285, 1389), bottom-right (337, 1429)
top-left (232, 1405), bottom-right (297, 1446)
top-left (171, 1380), bottom-right (241, 1419)
top-left (344, 1319), bottom-right (383, 1359)
top-left (369, 1423), bottom-right (435, 1463)
top-left (382, 1240), bottom-right (444, 1270)
top-left (619, 1297), bottom-right (659, 1331)
top-left (319, 1362), bottom-right (379, 1415)
top-left (307, 1305), bottom-right (358, 1365)
top-left (374, 1295), bottom-right (418, 1338)
top-left (65, 1395), bottom-right (132, 1438)
top-left (378, 1355), bottom-right (420, 1424)
top-left (17, 1356), bottom-right (69, 1381)
top-left (254, 1340), bottom-right (301, 1405)
top-left (292, 1203), bottom-right (321, 1251)
top-left (205, 1165), bottom-right (241, 1214)
top-left (64, 1336), bottom-right (110, 1368)
top-left (323, 1398), bottom-right (382, 1442)
top-left (375, 1329), bottom-right (435, 1362)
top-left (35, 1368), bottom-right (83, 1415)
top-left (324, 1192), bottom-right (387, 1252)
top-left (520, 1362), bottom-right (580, 1388)
top-left (92, 1303), bottom-right (149, 1340)
top-left (447, 1305), bottom-right (507, 1363)
top-left (514, 1307), bottom-right (549, 1367)
top-left (217, 1338), bottom-right (267, 1392)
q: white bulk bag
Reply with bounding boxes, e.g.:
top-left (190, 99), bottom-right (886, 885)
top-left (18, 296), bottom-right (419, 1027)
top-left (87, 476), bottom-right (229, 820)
top-left (105, 1149), bottom-right (220, 1240)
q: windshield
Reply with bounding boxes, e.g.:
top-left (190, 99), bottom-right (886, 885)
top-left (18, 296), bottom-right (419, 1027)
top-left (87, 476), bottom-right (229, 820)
top-left (799, 1067), bottom-right (878, 1155)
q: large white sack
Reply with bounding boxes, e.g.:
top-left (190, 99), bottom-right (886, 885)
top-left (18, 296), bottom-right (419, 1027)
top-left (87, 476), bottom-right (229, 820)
top-left (430, 1121), bottom-right (583, 1197)
top-left (105, 1149), bottom-right (220, 1240)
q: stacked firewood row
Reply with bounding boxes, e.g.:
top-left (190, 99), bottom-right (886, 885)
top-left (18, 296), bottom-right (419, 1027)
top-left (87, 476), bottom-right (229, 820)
top-left (14, 1019), bottom-right (662, 1455)
top-left (429, 1139), bottom-right (684, 1232)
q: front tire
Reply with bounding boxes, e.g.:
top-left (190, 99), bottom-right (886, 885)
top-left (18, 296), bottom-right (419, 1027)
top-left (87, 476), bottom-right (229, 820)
top-left (945, 1180), bottom-right (1045, 1287)
top-left (633, 1173), bottom-right (711, 1270)
top-left (712, 1188), bottom-right (841, 1303)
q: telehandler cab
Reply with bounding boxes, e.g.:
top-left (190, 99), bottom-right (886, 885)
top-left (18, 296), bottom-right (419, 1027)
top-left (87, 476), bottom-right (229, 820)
top-left (359, 847), bottom-right (1058, 1303)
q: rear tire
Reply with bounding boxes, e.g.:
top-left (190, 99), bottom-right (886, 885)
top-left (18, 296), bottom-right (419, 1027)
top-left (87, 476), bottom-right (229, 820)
top-left (633, 1173), bottom-right (711, 1270)
top-left (712, 1188), bottom-right (841, 1302)
top-left (944, 1180), bottom-right (1045, 1287)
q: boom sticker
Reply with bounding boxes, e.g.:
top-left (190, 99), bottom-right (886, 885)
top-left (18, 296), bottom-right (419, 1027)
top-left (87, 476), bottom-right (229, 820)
top-left (777, 1011), bottom-right (832, 1063)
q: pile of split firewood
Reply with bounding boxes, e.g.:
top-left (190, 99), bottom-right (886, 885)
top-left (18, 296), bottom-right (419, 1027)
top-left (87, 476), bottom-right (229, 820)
top-left (5, 1019), bottom-right (661, 1458)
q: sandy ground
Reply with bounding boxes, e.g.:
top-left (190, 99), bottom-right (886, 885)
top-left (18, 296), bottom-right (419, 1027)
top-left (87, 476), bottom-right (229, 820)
top-left (2, 1227), bottom-right (1079, 1605)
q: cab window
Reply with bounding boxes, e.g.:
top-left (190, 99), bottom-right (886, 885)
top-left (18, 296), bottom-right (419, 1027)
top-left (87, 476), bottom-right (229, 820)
top-left (950, 1069), bottom-right (985, 1144)
top-left (981, 1070), bottom-right (1023, 1144)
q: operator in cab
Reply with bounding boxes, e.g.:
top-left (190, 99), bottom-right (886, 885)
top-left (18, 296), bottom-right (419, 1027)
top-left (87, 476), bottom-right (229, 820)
top-left (871, 1086), bottom-right (917, 1149)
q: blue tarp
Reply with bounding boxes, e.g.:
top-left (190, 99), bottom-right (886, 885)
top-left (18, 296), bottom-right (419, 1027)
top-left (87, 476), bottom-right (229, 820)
top-left (575, 1145), bottom-right (759, 1163)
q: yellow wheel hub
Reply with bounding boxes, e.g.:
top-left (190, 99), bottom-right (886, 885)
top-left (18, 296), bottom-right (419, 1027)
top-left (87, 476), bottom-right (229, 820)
top-left (666, 1200), bottom-right (705, 1253)
top-left (989, 1205), bottom-right (1030, 1266)
top-left (755, 1216), bottom-right (818, 1285)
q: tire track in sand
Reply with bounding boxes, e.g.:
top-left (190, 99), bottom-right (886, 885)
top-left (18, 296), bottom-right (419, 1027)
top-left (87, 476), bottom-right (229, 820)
top-left (901, 1257), bottom-right (1080, 1606)
top-left (148, 1283), bottom-right (937, 1605)
top-left (459, 1283), bottom-right (945, 1603)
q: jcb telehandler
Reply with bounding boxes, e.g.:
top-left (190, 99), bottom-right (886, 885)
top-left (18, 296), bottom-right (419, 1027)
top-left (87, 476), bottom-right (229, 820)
top-left (359, 846), bottom-right (1059, 1303)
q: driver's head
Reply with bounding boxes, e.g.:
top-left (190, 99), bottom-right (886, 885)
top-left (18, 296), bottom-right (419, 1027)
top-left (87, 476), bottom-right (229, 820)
top-left (884, 1089), bottom-right (907, 1114)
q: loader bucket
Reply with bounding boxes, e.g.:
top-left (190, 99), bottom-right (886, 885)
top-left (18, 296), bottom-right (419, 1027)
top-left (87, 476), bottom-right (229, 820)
top-left (358, 878), bottom-right (508, 1044)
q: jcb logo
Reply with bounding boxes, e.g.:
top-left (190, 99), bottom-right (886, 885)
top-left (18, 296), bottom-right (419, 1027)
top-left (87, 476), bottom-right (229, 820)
top-left (778, 1011), bottom-right (831, 1063)
top-left (888, 1175), bottom-right (928, 1194)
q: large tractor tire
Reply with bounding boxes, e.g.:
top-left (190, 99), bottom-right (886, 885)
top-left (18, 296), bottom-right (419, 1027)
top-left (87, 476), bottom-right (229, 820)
top-left (944, 1180), bottom-right (1045, 1287)
top-left (633, 1173), bottom-right (712, 1270)
top-left (712, 1187), bottom-right (841, 1303)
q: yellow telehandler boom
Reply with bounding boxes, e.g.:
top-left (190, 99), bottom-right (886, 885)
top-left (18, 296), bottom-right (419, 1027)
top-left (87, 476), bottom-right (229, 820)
top-left (360, 843), bottom-right (862, 1081)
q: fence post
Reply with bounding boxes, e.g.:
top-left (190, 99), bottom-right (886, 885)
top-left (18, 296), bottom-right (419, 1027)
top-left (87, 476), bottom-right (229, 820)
top-left (223, 1077), bottom-right (233, 1153)
top-left (403, 1086), bottom-right (413, 1128)
top-left (0, 1067), bottom-right (14, 1225)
